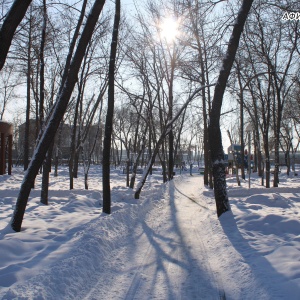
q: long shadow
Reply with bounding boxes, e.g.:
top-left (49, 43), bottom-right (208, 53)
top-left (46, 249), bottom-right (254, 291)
top-left (168, 181), bottom-right (220, 299)
top-left (220, 211), bottom-right (300, 299)
top-left (174, 185), bottom-right (209, 210)
top-left (227, 186), bottom-right (300, 197)
top-left (136, 180), bottom-right (219, 299)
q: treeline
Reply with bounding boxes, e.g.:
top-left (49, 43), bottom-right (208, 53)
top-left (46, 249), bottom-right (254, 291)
top-left (0, 0), bottom-right (299, 230)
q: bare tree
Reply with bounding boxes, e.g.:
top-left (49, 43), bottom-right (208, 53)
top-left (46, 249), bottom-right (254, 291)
top-left (180, 0), bottom-right (218, 187)
top-left (135, 83), bottom-right (213, 199)
top-left (208, 0), bottom-right (254, 217)
top-left (102, 0), bottom-right (120, 214)
top-left (23, 7), bottom-right (33, 171)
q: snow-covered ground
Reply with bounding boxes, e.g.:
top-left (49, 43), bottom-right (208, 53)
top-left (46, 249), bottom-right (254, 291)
top-left (0, 166), bottom-right (300, 299)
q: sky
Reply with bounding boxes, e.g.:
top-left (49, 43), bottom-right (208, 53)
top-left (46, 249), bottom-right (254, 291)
top-left (1, 0), bottom-right (237, 151)
top-left (0, 165), bottom-right (300, 299)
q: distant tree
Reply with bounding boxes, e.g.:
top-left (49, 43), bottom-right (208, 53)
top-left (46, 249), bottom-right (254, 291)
top-left (180, 0), bottom-right (217, 187)
top-left (134, 82), bottom-right (212, 199)
top-left (241, 3), bottom-right (299, 188)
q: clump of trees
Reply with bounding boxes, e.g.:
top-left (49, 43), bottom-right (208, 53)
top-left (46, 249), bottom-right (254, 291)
top-left (0, 0), bottom-right (299, 231)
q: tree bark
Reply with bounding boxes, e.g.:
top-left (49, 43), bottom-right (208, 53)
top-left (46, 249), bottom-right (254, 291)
top-left (40, 142), bottom-right (54, 205)
top-left (69, 96), bottom-right (80, 189)
top-left (227, 130), bottom-right (240, 186)
top-left (0, 0), bottom-right (33, 70)
top-left (208, 0), bottom-right (254, 217)
top-left (102, 0), bottom-right (120, 214)
top-left (24, 13), bottom-right (32, 171)
top-left (236, 60), bottom-right (245, 180)
top-left (11, 0), bottom-right (107, 232)
top-left (168, 59), bottom-right (175, 181)
top-left (40, 0), bottom-right (49, 205)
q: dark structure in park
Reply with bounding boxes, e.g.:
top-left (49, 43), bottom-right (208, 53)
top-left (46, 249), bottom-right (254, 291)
top-left (0, 121), bottom-right (13, 175)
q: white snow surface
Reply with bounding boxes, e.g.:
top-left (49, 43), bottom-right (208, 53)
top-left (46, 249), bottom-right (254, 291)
top-left (1, 166), bottom-right (300, 299)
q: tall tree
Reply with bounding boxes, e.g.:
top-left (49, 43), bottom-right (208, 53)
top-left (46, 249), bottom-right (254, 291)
top-left (102, 0), bottom-right (121, 214)
top-left (208, 0), bottom-right (254, 217)
top-left (23, 7), bottom-right (33, 171)
top-left (40, 0), bottom-right (50, 205)
top-left (179, 0), bottom-right (220, 187)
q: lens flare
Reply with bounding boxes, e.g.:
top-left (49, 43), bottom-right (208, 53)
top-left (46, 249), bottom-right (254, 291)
top-left (159, 17), bottom-right (179, 43)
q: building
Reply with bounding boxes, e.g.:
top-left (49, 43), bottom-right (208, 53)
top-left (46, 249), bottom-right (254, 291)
top-left (0, 121), bottom-right (13, 175)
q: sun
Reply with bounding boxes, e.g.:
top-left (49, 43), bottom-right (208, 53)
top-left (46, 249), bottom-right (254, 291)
top-left (159, 17), bottom-right (179, 43)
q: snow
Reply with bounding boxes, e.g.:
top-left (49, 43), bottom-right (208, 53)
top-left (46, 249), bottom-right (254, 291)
top-left (0, 166), bottom-right (300, 299)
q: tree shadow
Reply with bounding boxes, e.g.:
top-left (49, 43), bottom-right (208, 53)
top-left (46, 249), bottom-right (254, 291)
top-left (127, 181), bottom-right (219, 299)
top-left (219, 210), bottom-right (300, 299)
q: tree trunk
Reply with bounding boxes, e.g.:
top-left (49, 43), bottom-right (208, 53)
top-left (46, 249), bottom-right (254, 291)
top-left (208, 0), bottom-right (254, 217)
top-left (0, 0), bottom-right (33, 70)
top-left (41, 142), bottom-right (54, 205)
top-left (73, 147), bottom-right (80, 178)
top-left (39, 0), bottom-right (46, 135)
top-left (253, 130), bottom-right (258, 173)
top-left (54, 121), bottom-right (63, 177)
top-left (126, 139), bottom-right (131, 187)
top-left (24, 16), bottom-right (32, 171)
top-left (286, 150), bottom-right (290, 176)
top-left (160, 144), bottom-right (167, 183)
top-left (11, 0), bottom-right (107, 232)
top-left (263, 131), bottom-right (271, 188)
top-left (40, 0), bottom-right (48, 205)
top-left (102, 0), bottom-right (120, 214)
top-left (227, 130), bottom-right (240, 186)
top-left (69, 97), bottom-right (80, 189)
top-left (54, 146), bottom-right (59, 177)
top-left (236, 61), bottom-right (245, 180)
top-left (168, 62), bottom-right (175, 181)
top-left (84, 173), bottom-right (88, 190)
top-left (135, 134), bottom-right (165, 199)
top-left (273, 81), bottom-right (283, 187)
top-left (74, 95), bottom-right (84, 179)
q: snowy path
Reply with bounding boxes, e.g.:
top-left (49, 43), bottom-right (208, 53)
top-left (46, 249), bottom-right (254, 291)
top-left (82, 176), bottom-right (228, 300)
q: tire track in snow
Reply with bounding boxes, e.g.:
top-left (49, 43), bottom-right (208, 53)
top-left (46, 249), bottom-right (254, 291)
top-left (123, 240), bottom-right (155, 300)
top-left (192, 225), bottom-right (226, 300)
top-left (175, 179), bottom-right (226, 300)
top-left (165, 244), bottom-right (182, 300)
top-left (123, 197), bottom-right (169, 300)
